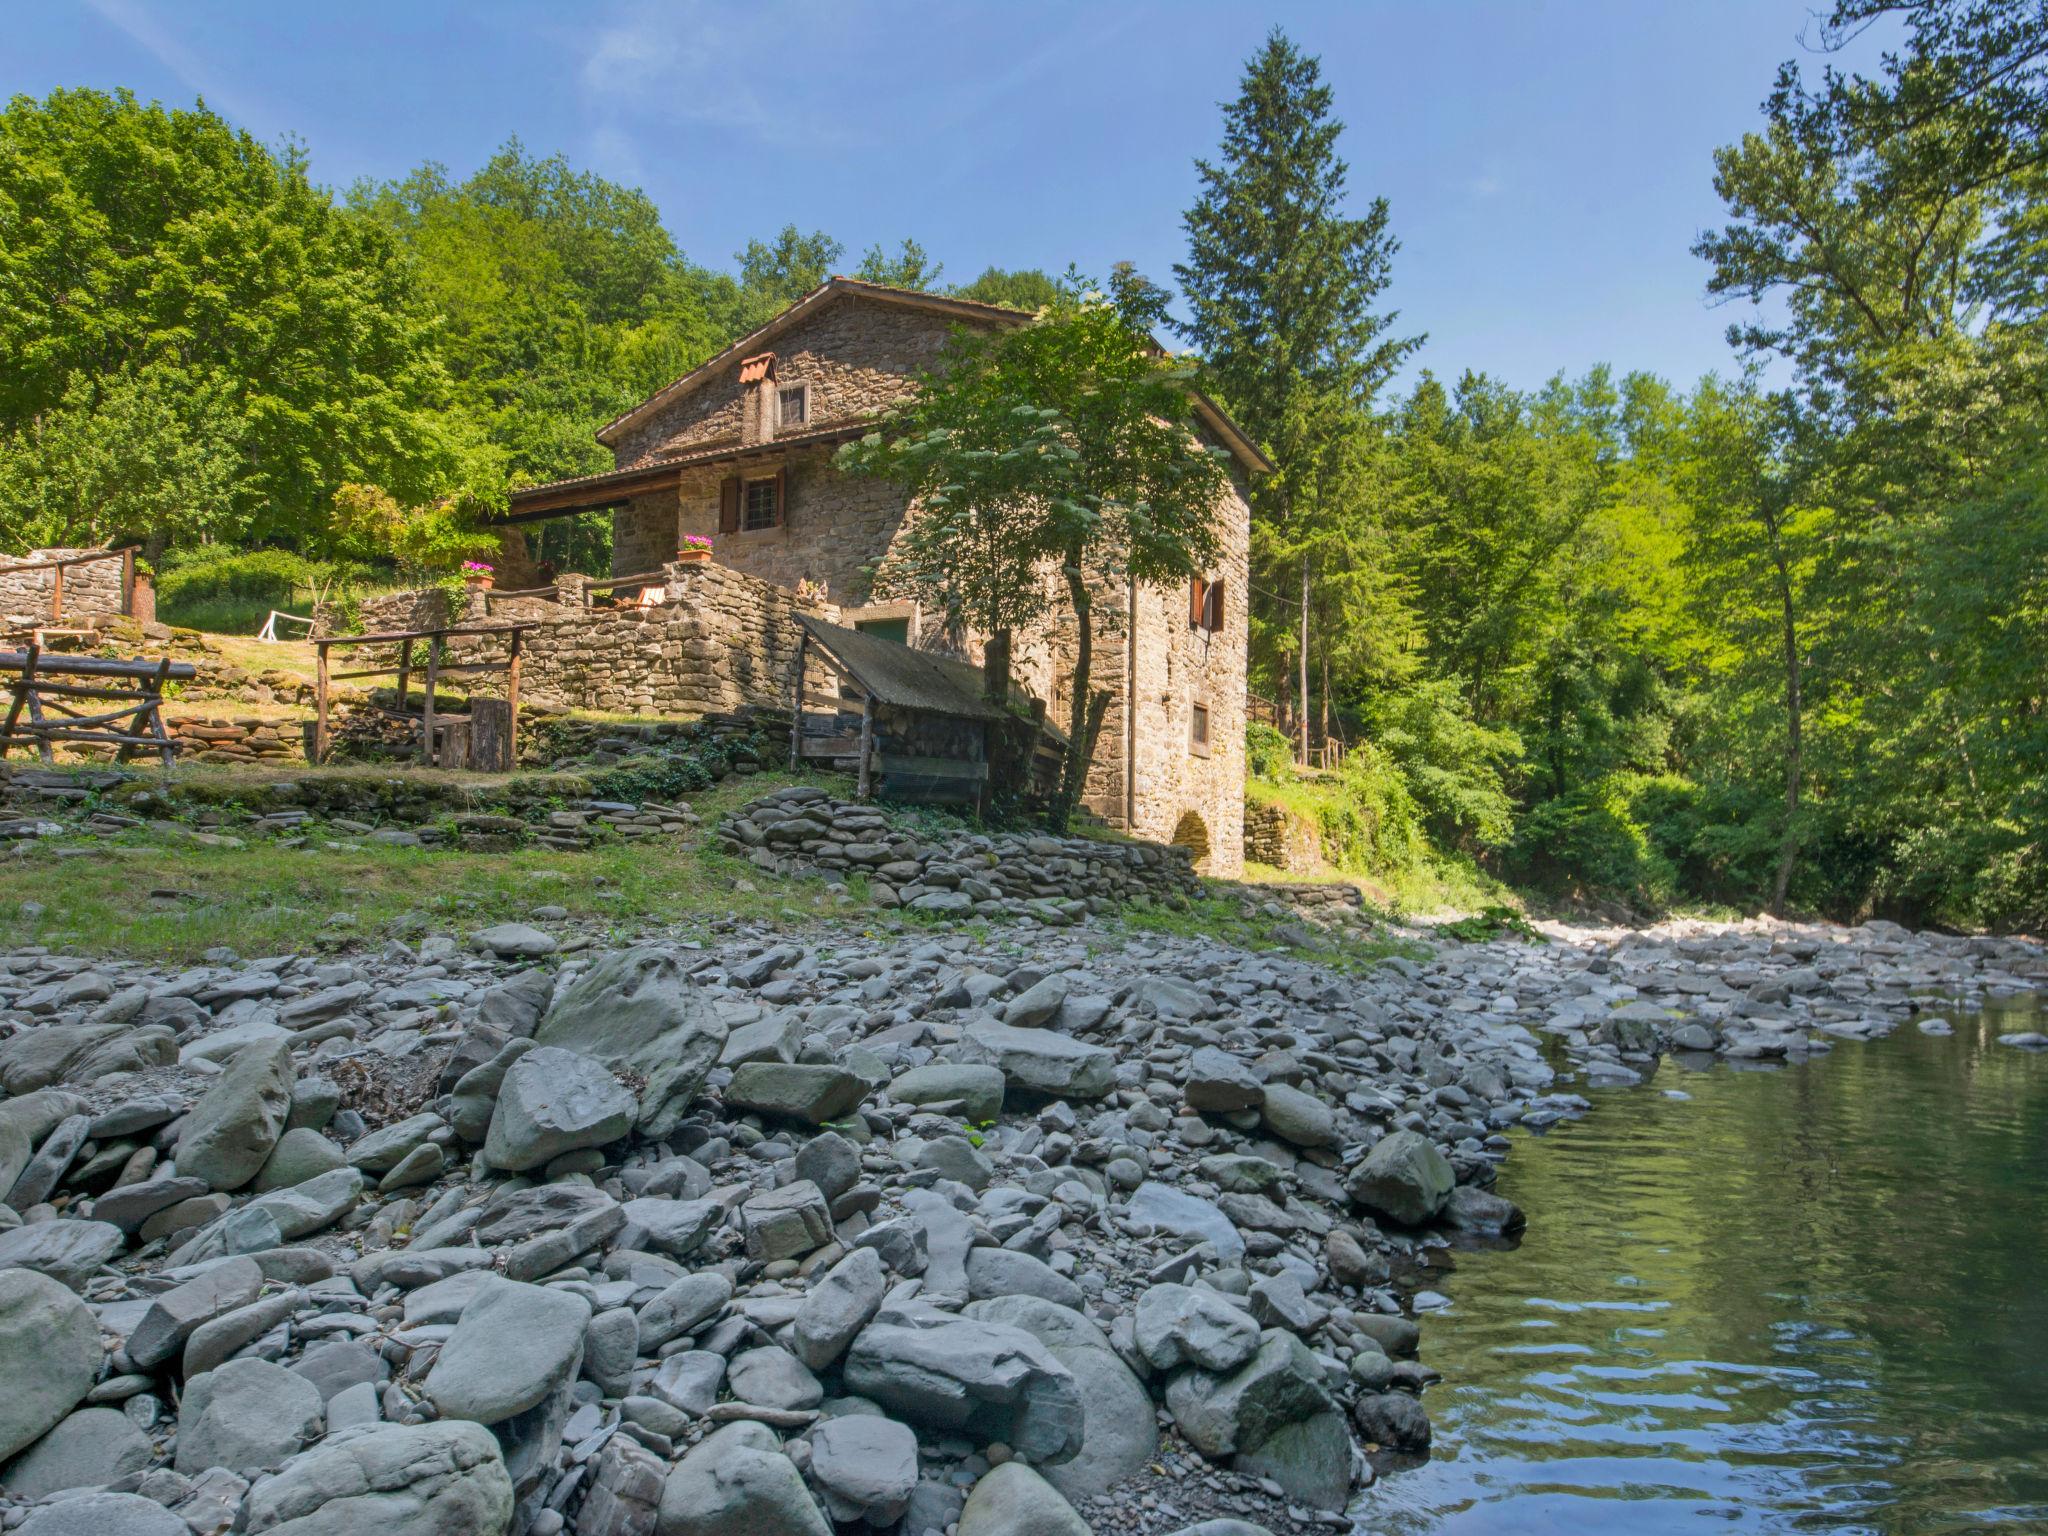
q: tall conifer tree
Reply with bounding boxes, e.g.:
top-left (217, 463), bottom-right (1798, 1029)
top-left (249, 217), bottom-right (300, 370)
top-left (1176, 28), bottom-right (1417, 754)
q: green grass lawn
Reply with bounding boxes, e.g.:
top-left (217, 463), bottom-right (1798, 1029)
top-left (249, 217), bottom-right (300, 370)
top-left (0, 767), bottom-right (862, 961)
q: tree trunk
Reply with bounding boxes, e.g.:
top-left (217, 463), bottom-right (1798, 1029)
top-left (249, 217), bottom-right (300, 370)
top-left (1052, 559), bottom-right (1102, 832)
top-left (983, 628), bottom-right (1011, 704)
top-left (1298, 554), bottom-right (1311, 766)
top-left (1770, 543), bottom-right (1802, 916)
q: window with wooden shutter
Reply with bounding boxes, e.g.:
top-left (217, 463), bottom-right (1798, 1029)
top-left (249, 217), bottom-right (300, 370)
top-left (719, 477), bottom-right (741, 534)
top-left (1201, 578), bottom-right (1225, 633)
top-left (743, 475), bottom-right (783, 531)
top-left (1189, 576), bottom-right (1207, 627)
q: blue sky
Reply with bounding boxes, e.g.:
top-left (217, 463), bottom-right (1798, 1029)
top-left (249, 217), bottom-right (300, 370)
top-left (12, 1), bottom-right (1884, 394)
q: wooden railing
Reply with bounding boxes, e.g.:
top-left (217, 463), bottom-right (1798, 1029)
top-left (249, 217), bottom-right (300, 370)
top-left (312, 623), bottom-right (533, 769)
top-left (0, 546), bottom-right (141, 622)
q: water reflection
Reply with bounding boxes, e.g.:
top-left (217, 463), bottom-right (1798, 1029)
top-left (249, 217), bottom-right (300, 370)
top-left (1351, 999), bottom-right (2048, 1535)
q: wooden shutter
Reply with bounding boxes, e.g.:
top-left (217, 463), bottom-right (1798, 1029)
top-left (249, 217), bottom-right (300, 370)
top-left (719, 477), bottom-right (741, 533)
top-left (1202, 578), bottom-right (1225, 632)
top-left (1189, 576), bottom-right (1207, 626)
top-left (774, 467), bottom-right (788, 528)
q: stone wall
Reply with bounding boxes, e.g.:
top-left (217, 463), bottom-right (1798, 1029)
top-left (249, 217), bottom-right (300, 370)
top-left (1244, 795), bottom-right (1322, 873)
top-left (514, 561), bottom-right (833, 716)
top-left (0, 549), bottom-right (128, 623)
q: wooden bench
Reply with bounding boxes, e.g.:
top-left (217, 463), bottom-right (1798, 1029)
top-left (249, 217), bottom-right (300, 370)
top-left (0, 646), bottom-right (198, 767)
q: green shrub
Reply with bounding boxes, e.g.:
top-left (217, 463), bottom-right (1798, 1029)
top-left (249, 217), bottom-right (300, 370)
top-left (1246, 723), bottom-right (1294, 782)
top-left (1315, 742), bottom-right (1427, 877)
top-left (1506, 774), bottom-right (1678, 907)
top-left (156, 547), bottom-right (342, 633)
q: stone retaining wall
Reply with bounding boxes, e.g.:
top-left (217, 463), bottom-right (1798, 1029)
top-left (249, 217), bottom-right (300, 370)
top-left (719, 785), bottom-right (1202, 921)
top-left (1245, 796), bottom-right (1322, 873)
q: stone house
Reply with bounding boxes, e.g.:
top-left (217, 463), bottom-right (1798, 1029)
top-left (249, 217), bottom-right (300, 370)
top-left (504, 278), bottom-right (1267, 873)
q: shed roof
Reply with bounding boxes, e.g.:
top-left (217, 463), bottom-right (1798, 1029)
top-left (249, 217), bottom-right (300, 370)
top-left (797, 613), bottom-right (1012, 723)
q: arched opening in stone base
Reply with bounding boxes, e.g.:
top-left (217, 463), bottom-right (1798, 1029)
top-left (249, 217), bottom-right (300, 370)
top-left (1170, 809), bottom-right (1213, 873)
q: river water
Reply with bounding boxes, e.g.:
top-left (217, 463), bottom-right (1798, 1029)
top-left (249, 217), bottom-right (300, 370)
top-left (1351, 998), bottom-right (2048, 1536)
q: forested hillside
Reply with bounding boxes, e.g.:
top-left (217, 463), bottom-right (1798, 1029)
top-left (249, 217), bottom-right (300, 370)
top-left (0, 0), bottom-right (2040, 928)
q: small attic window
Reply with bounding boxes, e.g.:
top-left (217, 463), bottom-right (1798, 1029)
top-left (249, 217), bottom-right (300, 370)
top-left (778, 383), bottom-right (809, 427)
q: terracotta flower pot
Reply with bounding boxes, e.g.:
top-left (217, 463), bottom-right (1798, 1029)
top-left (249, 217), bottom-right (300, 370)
top-left (464, 573), bottom-right (494, 590)
top-left (676, 548), bottom-right (712, 564)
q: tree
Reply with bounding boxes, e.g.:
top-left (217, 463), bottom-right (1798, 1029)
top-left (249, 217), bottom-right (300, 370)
top-left (840, 277), bottom-right (1234, 828)
top-left (0, 88), bottom-right (457, 553)
top-left (855, 238), bottom-right (944, 291)
top-left (1676, 381), bottom-right (1825, 913)
top-left (1177, 29), bottom-right (1418, 753)
top-left (951, 266), bottom-right (1061, 312)
top-left (736, 225), bottom-right (844, 308)
top-left (0, 362), bottom-right (243, 552)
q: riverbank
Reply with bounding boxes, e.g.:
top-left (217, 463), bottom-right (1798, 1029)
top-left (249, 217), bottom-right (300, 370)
top-left (0, 904), bottom-right (2038, 1536)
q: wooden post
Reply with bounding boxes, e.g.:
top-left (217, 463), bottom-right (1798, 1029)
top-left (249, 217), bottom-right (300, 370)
top-left (147, 657), bottom-right (174, 768)
top-left (788, 631), bottom-right (807, 770)
top-left (50, 564), bottom-right (64, 625)
top-left (313, 642), bottom-right (330, 763)
top-left (121, 549), bottom-right (135, 617)
top-left (396, 638), bottom-right (413, 715)
top-left (421, 633), bottom-right (442, 768)
top-left (856, 691), bottom-right (876, 801)
top-left (505, 628), bottom-right (522, 768)
top-left (0, 644), bottom-right (36, 760)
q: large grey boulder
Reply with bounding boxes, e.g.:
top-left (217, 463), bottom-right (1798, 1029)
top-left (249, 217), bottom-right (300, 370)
top-left (1183, 1047), bottom-right (1264, 1112)
top-left (1257, 1083), bottom-right (1340, 1149)
top-left (1233, 1408), bottom-right (1355, 1510)
top-left (956, 1462), bottom-right (1091, 1536)
top-left (246, 1167), bottom-right (366, 1241)
top-left (252, 1127), bottom-right (346, 1192)
top-left (425, 1278), bottom-right (590, 1424)
top-left (126, 1256), bottom-right (263, 1369)
top-left (534, 949), bottom-right (728, 1136)
top-left (790, 1246), bottom-right (885, 1370)
top-left (2, 1405), bottom-right (153, 1498)
top-left (842, 1307), bottom-right (1085, 1464)
top-left (885, 1063), bottom-right (1007, 1122)
top-left (1133, 1283), bottom-right (1261, 1373)
top-left (1126, 1181), bottom-right (1245, 1263)
top-left (0, 1269), bottom-right (100, 1460)
top-left (657, 1420), bottom-right (831, 1536)
top-left (241, 1420), bottom-right (515, 1536)
top-left (1343, 1129), bottom-right (1455, 1226)
top-left (965, 1294), bottom-right (1158, 1500)
top-left (1163, 1329), bottom-right (1335, 1459)
top-left (807, 1413), bottom-right (918, 1525)
top-left (956, 1021), bottom-right (1115, 1102)
top-left (176, 1035), bottom-right (296, 1192)
top-left (0, 1217), bottom-right (124, 1290)
top-left (176, 1357), bottom-right (325, 1475)
top-left (636, 1272), bottom-right (732, 1352)
top-left (482, 1048), bottom-right (634, 1173)
top-left (19, 1493), bottom-right (187, 1536)
top-left (723, 1062), bottom-right (864, 1126)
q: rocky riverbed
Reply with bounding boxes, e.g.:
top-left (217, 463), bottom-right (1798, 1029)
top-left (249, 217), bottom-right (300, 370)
top-left (0, 898), bottom-right (2040, 1536)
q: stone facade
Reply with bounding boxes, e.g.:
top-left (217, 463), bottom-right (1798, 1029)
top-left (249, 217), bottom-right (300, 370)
top-left (599, 285), bottom-right (1255, 874)
top-left (0, 549), bottom-right (129, 624)
top-left (612, 448), bottom-right (908, 605)
top-left (610, 294), bottom-right (976, 468)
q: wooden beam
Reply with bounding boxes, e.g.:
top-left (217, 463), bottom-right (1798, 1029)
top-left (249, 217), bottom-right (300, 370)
top-left (49, 564), bottom-right (63, 623)
top-left (314, 642), bottom-right (330, 763)
top-left (789, 630), bottom-right (807, 771)
top-left (421, 634), bottom-right (441, 768)
top-left (505, 628), bottom-right (522, 767)
top-left (856, 692), bottom-right (876, 801)
top-left (396, 637), bottom-right (412, 715)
